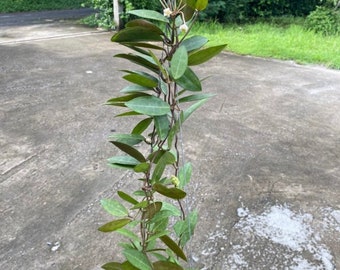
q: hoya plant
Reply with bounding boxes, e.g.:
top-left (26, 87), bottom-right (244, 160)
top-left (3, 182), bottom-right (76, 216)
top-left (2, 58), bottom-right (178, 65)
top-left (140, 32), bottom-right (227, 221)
top-left (99, 0), bottom-right (226, 269)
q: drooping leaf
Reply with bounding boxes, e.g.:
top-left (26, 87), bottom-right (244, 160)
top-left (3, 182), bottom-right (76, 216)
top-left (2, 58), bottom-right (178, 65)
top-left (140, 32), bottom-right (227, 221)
top-left (126, 96), bottom-right (170, 116)
top-left (125, 19), bottom-right (164, 35)
top-left (178, 162), bottom-right (192, 189)
top-left (111, 141), bottom-right (146, 163)
top-left (175, 67), bottom-right (202, 91)
top-left (152, 151), bottom-right (176, 182)
top-left (154, 114), bottom-right (170, 140)
top-left (153, 183), bottom-right (186, 200)
top-left (174, 210), bottom-right (198, 247)
top-left (132, 117), bottom-right (153, 134)
top-left (188, 44), bottom-right (227, 66)
top-left (178, 93), bottom-right (215, 103)
top-left (142, 202), bottom-right (162, 220)
top-left (120, 85), bottom-right (152, 93)
top-left (101, 199), bottom-right (128, 217)
top-left (117, 191), bottom-right (139, 205)
top-left (121, 42), bottom-right (164, 51)
top-left (106, 93), bottom-right (148, 106)
top-left (123, 249), bottom-right (153, 270)
top-left (152, 261), bottom-right (184, 270)
top-left (183, 98), bottom-right (211, 122)
top-left (115, 54), bottom-right (159, 73)
top-left (128, 9), bottom-right (169, 23)
top-left (98, 218), bottom-right (131, 232)
top-left (112, 26), bottom-right (163, 43)
top-left (181, 35), bottom-right (208, 53)
top-left (160, 235), bottom-right (187, 261)
top-left (109, 134), bottom-right (144, 146)
top-left (123, 71), bottom-right (158, 88)
top-left (101, 262), bottom-right (123, 270)
top-left (134, 162), bottom-right (150, 173)
top-left (170, 46), bottom-right (188, 80)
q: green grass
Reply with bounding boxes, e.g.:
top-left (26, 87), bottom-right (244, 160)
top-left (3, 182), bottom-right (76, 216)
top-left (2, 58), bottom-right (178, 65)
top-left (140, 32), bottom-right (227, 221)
top-left (191, 20), bottom-right (340, 69)
top-left (0, 0), bottom-right (84, 13)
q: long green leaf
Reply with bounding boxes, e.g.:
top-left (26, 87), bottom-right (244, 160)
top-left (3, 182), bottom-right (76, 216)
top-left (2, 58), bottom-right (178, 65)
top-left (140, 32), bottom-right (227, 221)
top-left (178, 93), bottom-right (215, 103)
top-left (112, 26), bottom-right (163, 43)
top-left (101, 262), bottom-right (123, 270)
top-left (181, 35), bottom-right (208, 52)
top-left (107, 156), bottom-right (140, 169)
top-left (123, 249), bottom-right (153, 270)
top-left (175, 67), bottom-right (202, 91)
top-left (183, 98), bottom-right (211, 122)
top-left (152, 151), bottom-right (176, 182)
top-left (123, 72), bottom-right (158, 88)
top-left (101, 199), bottom-right (128, 217)
top-left (121, 261), bottom-right (139, 270)
top-left (126, 96), bottom-right (170, 116)
top-left (132, 117), bottom-right (153, 134)
top-left (116, 228), bottom-right (140, 242)
top-left (174, 210), bottom-right (198, 247)
top-left (115, 54), bottom-right (159, 73)
top-left (120, 85), bottom-right (152, 93)
top-left (128, 10), bottom-right (169, 23)
top-left (154, 114), bottom-right (170, 140)
top-left (98, 218), bottom-right (131, 232)
top-left (188, 44), bottom-right (227, 66)
top-left (160, 235), bottom-right (187, 261)
top-left (117, 191), bottom-right (139, 205)
top-left (153, 183), bottom-right (186, 200)
top-left (109, 134), bottom-right (144, 146)
top-left (121, 42), bottom-right (164, 51)
top-left (178, 162), bottom-right (192, 189)
top-left (125, 19), bottom-right (164, 35)
top-left (170, 46), bottom-right (188, 80)
top-left (106, 93), bottom-right (147, 106)
top-left (152, 261), bottom-right (184, 270)
top-left (147, 231), bottom-right (169, 243)
top-left (161, 202), bottom-right (181, 216)
top-left (111, 141), bottom-right (146, 162)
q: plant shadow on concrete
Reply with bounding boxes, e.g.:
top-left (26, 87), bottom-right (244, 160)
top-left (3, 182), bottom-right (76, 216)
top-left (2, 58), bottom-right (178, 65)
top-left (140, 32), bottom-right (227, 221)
top-left (98, 0), bottom-right (226, 269)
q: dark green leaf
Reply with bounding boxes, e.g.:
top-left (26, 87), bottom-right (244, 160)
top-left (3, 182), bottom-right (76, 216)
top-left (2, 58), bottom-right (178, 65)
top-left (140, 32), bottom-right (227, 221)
top-left (125, 19), bottom-right (164, 35)
top-left (134, 162), bottom-right (150, 173)
top-left (102, 262), bottom-right (123, 270)
top-left (160, 235), bottom-right (187, 261)
top-left (111, 141), bottom-right (146, 163)
top-left (178, 93), bottom-right (215, 103)
top-left (147, 231), bottom-right (169, 243)
top-left (181, 35), bottom-right (208, 52)
top-left (153, 261), bottom-right (184, 270)
top-left (128, 10), bottom-right (168, 23)
top-left (101, 199), bottom-right (128, 217)
top-left (175, 67), bottom-right (202, 91)
top-left (126, 96), bottom-right (170, 116)
top-left (132, 118), bottom-right (153, 134)
top-left (123, 72), bottom-right (158, 88)
top-left (98, 218), bottom-right (131, 232)
top-left (121, 42), bottom-right (164, 51)
top-left (121, 261), bottom-right (139, 270)
top-left (183, 98), bottom-right (210, 122)
top-left (107, 156), bottom-right (139, 169)
top-left (120, 85), bottom-right (152, 93)
top-left (106, 93), bottom-right (148, 106)
top-left (154, 114), bottom-right (170, 140)
top-left (116, 111), bottom-right (142, 117)
top-left (115, 54), bottom-right (159, 73)
top-left (142, 202), bottom-right (162, 220)
top-left (109, 134), bottom-right (144, 146)
top-left (152, 151), bottom-right (176, 182)
top-left (117, 191), bottom-right (138, 205)
top-left (112, 27), bottom-right (163, 43)
top-left (188, 44), bottom-right (227, 66)
top-left (170, 46), bottom-right (188, 80)
top-left (153, 183), bottom-right (186, 200)
top-left (123, 249), bottom-right (153, 270)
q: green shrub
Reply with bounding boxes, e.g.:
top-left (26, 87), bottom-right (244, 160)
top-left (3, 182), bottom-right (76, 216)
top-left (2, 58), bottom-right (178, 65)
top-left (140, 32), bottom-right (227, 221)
top-left (305, 6), bottom-right (340, 35)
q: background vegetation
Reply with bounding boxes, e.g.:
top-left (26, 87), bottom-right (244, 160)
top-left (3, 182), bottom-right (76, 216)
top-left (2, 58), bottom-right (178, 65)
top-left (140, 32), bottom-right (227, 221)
top-left (0, 0), bottom-right (84, 13)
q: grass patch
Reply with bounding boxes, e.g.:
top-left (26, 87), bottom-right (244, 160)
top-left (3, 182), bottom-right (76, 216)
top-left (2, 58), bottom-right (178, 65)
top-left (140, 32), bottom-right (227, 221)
top-left (0, 0), bottom-right (84, 13)
top-left (191, 20), bottom-right (340, 69)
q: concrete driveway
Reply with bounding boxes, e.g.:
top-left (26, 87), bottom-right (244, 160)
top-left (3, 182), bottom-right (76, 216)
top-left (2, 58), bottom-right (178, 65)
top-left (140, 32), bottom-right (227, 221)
top-left (1, 18), bottom-right (340, 270)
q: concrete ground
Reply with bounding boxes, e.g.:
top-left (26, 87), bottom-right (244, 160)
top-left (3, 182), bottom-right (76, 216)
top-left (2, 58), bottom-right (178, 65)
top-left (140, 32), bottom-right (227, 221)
top-left (0, 17), bottom-right (339, 270)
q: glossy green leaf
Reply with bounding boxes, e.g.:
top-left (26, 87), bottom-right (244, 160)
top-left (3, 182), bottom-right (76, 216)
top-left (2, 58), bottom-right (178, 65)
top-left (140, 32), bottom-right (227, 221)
top-left (99, 218), bottom-right (131, 232)
top-left (142, 202), bottom-right (162, 220)
top-left (134, 162), bottom-right (150, 173)
top-left (115, 54), bottom-right (159, 73)
top-left (121, 42), bottom-right (164, 51)
top-left (195, 0), bottom-right (209, 10)
top-left (154, 114), bottom-right (170, 140)
top-left (188, 44), bottom-right (227, 66)
top-left (152, 261), bottom-right (184, 270)
top-left (123, 249), bottom-right (153, 270)
top-left (126, 96), bottom-right (170, 116)
top-left (132, 118), bottom-right (153, 134)
top-left (178, 162), bottom-right (192, 189)
top-left (123, 72), bottom-right (158, 88)
top-left (107, 156), bottom-right (139, 170)
top-left (120, 85), bottom-right (152, 93)
top-left (152, 151), bottom-right (176, 182)
top-left (111, 141), bottom-right (145, 162)
top-left (109, 134), bottom-right (144, 146)
top-left (117, 191), bottom-right (138, 205)
top-left (153, 183), bottom-right (186, 200)
top-left (178, 93), bottom-right (215, 103)
top-left (106, 93), bottom-right (148, 106)
top-left (170, 46), bottom-right (188, 80)
top-left (112, 27), bottom-right (163, 43)
top-left (160, 235), bottom-right (187, 261)
top-left (121, 261), bottom-right (139, 270)
top-left (181, 36), bottom-right (208, 52)
top-left (175, 67), bottom-right (202, 91)
top-left (115, 111), bottom-right (142, 117)
top-left (128, 9), bottom-right (169, 23)
top-left (116, 228), bottom-right (140, 242)
top-left (183, 98), bottom-right (210, 122)
top-left (125, 19), bottom-right (164, 35)
top-left (101, 199), bottom-right (128, 217)
top-left (174, 210), bottom-right (198, 247)
top-left (102, 262), bottom-right (123, 270)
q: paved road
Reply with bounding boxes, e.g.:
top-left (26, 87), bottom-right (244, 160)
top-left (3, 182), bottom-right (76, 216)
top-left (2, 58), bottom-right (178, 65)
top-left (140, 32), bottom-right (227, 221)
top-left (0, 17), bottom-right (340, 270)
top-left (0, 8), bottom-right (94, 27)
